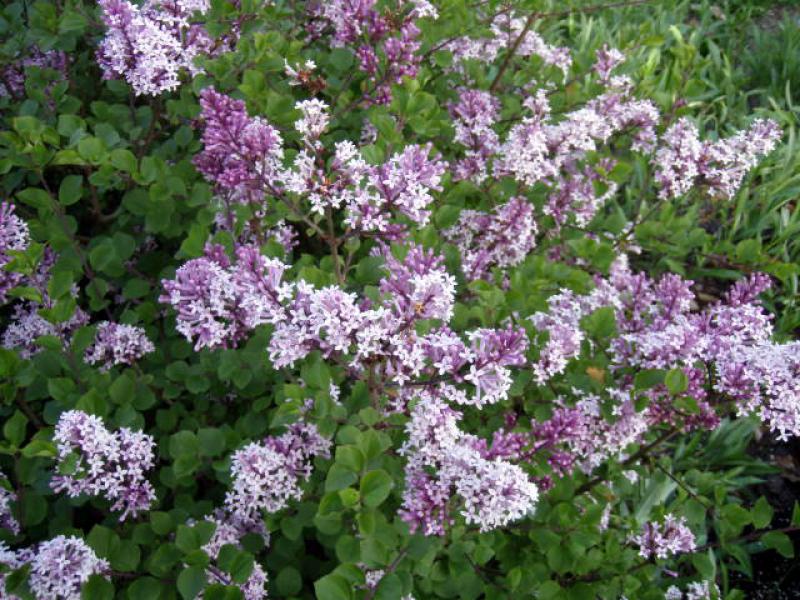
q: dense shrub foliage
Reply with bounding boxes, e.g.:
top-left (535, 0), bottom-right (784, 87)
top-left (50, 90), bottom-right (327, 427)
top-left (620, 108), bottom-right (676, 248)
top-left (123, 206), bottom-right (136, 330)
top-left (0, 0), bottom-right (798, 598)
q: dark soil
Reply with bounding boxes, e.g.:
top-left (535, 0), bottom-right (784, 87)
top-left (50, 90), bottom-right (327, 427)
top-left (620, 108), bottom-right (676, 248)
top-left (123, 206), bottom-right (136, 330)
top-left (732, 436), bottom-right (800, 598)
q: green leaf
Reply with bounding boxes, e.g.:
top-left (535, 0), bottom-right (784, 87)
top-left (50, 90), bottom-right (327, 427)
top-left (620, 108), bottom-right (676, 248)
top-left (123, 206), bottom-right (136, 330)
top-left (170, 431), bottom-right (199, 458)
top-left (16, 188), bottom-right (52, 211)
top-left (752, 497), bottom-right (774, 530)
top-left (762, 531), bottom-right (795, 558)
top-left (3, 411), bottom-right (27, 447)
top-left (326, 464), bottom-right (358, 492)
top-left (110, 148), bottom-right (137, 173)
top-left (275, 566), bottom-right (302, 596)
top-left (335, 445), bottom-right (365, 472)
top-left (58, 175), bottom-right (83, 206)
top-left (177, 566), bottom-right (207, 599)
top-left (127, 577), bottom-right (164, 600)
top-left (634, 368), bottom-right (666, 391)
top-left (360, 470), bottom-right (394, 507)
top-left (665, 368), bottom-right (689, 395)
top-left (110, 540), bottom-right (140, 572)
top-left (80, 574), bottom-right (114, 599)
top-left (150, 511), bottom-right (174, 535)
top-left (198, 428), bottom-right (226, 457)
top-left (374, 573), bottom-right (402, 600)
top-left (314, 574), bottom-right (353, 600)
top-left (20, 493), bottom-right (47, 526)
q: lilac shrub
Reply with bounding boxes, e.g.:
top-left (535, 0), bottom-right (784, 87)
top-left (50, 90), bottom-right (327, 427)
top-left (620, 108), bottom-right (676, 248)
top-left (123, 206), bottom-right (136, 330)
top-left (0, 0), bottom-right (794, 598)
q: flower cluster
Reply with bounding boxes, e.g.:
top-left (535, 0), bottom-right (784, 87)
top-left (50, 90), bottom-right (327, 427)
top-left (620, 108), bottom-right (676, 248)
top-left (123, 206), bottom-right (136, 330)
top-left (51, 410), bottom-right (156, 519)
top-left (399, 393), bottom-right (538, 535)
top-left (1, 248), bottom-right (89, 358)
top-left (494, 82), bottom-right (658, 190)
top-left (0, 481), bottom-right (19, 535)
top-left (530, 256), bottom-right (799, 440)
top-left (447, 88), bottom-right (501, 183)
top-left (630, 514), bottom-right (697, 559)
top-left (446, 13), bottom-right (571, 76)
top-left (84, 321), bottom-right (155, 371)
top-left (199, 511), bottom-right (269, 600)
top-left (97, 0), bottom-right (236, 96)
top-left (443, 196), bottom-right (537, 283)
top-left (0, 201), bottom-right (30, 304)
top-left (194, 88), bottom-right (285, 203)
top-left (308, 0), bottom-right (437, 104)
top-left (666, 581), bottom-right (721, 600)
top-left (0, 535), bottom-right (109, 600)
top-left (163, 241), bottom-right (529, 408)
top-left (159, 243), bottom-right (288, 351)
top-left (195, 91), bottom-right (447, 236)
top-left (0, 47), bottom-right (68, 99)
top-left (653, 117), bottom-right (781, 200)
top-left (225, 422), bottom-right (331, 523)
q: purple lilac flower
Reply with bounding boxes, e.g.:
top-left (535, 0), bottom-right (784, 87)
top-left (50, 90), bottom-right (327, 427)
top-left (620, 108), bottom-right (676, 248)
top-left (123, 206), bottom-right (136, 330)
top-left (379, 244), bottom-right (456, 322)
top-left (96, 0), bottom-right (232, 96)
top-left (225, 422), bottom-right (331, 522)
top-left (443, 197), bottom-right (537, 282)
top-left (463, 326), bottom-right (529, 408)
top-left (0, 48), bottom-right (68, 100)
top-left (0, 202), bottom-right (30, 304)
top-left (1, 302), bottom-right (89, 359)
top-left (84, 321), bottom-right (155, 371)
top-left (294, 98), bottom-right (330, 148)
top-left (495, 85), bottom-right (658, 187)
top-left (446, 13), bottom-right (571, 77)
top-left (368, 144), bottom-right (447, 227)
top-left (199, 511), bottom-right (269, 600)
top-left (27, 535), bottom-right (110, 600)
top-left (530, 257), bottom-right (799, 458)
top-left (194, 88), bottom-right (285, 203)
top-left (51, 410), bottom-right (156, 520)
top-left (0, 481), bottom-right (19, 534)
top-left (630, 514), bottom-right (696, 559)
top-left (545, 159), bottom-right (617, 231)
top-left (653, 117), bottom-right (781, 200)
top-left (399, 393), bottom-right (538, 535)
top-left (593, 44), bottom-right (625, 83)
top-left (159, 244), bottom-right (288, 351)
top-left (448, 88), bottom-right (501, 183)
top-left (312, 0), bottom-right (435, 104)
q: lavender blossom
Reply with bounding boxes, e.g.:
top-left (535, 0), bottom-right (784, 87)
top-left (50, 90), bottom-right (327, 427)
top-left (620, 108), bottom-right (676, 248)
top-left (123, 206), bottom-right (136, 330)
top-left (0, 481), bottom-right (19, 534)
top-left (2, 301), bottom-right (89, 359)
top-left (369, 144), bottom-right (447, 227)
top-left (653, 118), bottom-right (781, 200)
top-left (96, 0), bottom-right (231, 96)
top-left (0, 48), bottom-right (68, 100)
top-left (448, 88), bottom-right (500, 182)
top-left (159, 244), bottom-right (288, 351)
top-left (194, 88), bottom-right (285, 202)
top-left (0, 202), bottom-right (29, 304)
top-left (630, 514), bottom-right (696, 560)
top-left (443, 197), bottom-right (537, 282)
top-left (84, 321), bottom-right (155, 371)
top-left (28, 535), bottom-right (110, 600)
top-left (225, 422), bottom-right (330, 522)
top-left (399, 394), bottom-right (538, 535)
top-left (446, 13), bottom-right (571, 77)
top-left (199, 511), bottom-right (269, 600)
top-left (51, 410), bottom-right (156, 520)
top-left (593, 45), bottom-right (625, 83)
